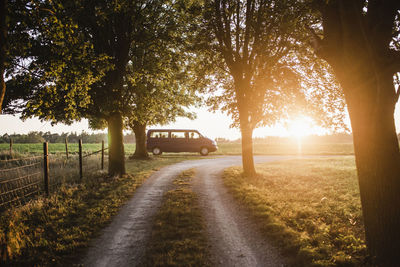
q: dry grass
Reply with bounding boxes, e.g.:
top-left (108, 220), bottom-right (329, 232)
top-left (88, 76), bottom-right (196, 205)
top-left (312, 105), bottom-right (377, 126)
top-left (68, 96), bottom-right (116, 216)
top-left (144, 169), bottom-right (210, 267)
top-left (216, 142), bottom-right (354, 155)
top-left (223, 156), bottom-right (369, 266)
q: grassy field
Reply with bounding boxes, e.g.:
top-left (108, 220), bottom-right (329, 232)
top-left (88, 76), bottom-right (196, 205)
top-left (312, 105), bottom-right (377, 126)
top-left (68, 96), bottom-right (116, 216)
top-left (144, 169), bottom-right (210, 266)
top-left (0, 143), bottom-right (136, 154)
top-left (217, 142), bottom-right (354, 155)
top-left (223, 156), bottom-right (368, 266)
top-left (0, 155), bottom-right (204, 266)
top-left (0, 142), bottom-right (354, 155)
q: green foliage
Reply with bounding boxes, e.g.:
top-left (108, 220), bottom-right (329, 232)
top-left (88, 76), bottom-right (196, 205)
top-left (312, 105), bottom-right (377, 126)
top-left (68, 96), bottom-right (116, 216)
top-left (222, 157), bottom-right (369, 266)
top-left (4, 0), bottom-right (109, 122)
top-left (125, 1), bottom-right (202, 129)
top-left (144, 169), bottom-right (211, 267)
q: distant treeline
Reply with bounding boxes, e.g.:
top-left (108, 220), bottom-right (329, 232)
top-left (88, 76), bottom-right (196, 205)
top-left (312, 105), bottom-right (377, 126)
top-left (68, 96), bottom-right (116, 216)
top-left (0, 131), bottom-right (136, 144)
top-left (2, 132), bottom-right (399, 144)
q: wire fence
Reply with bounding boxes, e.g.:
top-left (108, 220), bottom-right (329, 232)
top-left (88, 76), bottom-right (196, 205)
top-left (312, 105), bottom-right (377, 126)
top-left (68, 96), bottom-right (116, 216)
top-left (0, 140), bottom-right (108, 212)
top-left (0, 156), bottom-right (43, 210)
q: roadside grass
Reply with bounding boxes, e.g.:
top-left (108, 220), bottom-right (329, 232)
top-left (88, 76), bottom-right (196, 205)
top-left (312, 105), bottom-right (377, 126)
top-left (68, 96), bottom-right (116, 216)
top-left (0, 155), bottom-right (202, 266)
top-left (216, 142), bottom-right (354, 155)
top-left (223, 156), bottom-right (368, 266)
top-left (144, 169), bottom-right (210, 267)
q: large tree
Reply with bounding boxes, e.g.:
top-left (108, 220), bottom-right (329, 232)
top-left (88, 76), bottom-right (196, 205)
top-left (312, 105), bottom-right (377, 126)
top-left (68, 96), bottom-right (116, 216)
top-left (125, 1), bottom-right (204, 159)
top-left (4, 0), bottom-right (150, 176)
top-left (73, 0), bottom-right (141, 176)
top-left (308, 1), bottom-right (400, 265)
top-left (195, 0), bottom-right (341, 175)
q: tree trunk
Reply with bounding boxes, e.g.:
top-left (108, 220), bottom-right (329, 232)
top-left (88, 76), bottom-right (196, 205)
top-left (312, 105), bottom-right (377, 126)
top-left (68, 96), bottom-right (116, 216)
top-left (309, 3), bottom-right (400, 263)
top-left (334, 65), bottom-right (400, 265)
top-left (237, 90), bottom-right (256, 176)
top-left (240, 121), bottom-right (256, 177)
top-left (234, 76), bottom-right (256, 177)
top-left (132, 121), bottom-right (149, 159)
top-left (0, 0), bottom-right (7, 113)
top-left (107, 112), bottom-right (125, 176)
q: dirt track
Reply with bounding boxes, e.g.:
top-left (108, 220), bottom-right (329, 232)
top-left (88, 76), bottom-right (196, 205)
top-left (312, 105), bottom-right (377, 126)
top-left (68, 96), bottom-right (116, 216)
top-left (80, 156), bottom-right (292, 267)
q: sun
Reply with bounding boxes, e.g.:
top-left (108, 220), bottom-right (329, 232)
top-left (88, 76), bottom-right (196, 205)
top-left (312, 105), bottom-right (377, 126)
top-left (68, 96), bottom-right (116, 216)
top-left (288, 117), bottom-right (314, 139)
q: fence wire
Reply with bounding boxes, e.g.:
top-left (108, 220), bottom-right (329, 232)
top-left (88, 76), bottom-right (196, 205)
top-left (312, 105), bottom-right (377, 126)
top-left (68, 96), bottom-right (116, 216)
top-left (0, 156), bottom-right (43, 210)
top-left (0, 145), bottom-right (108, 212)
top-left (82, 149), bottom-right (108, 176)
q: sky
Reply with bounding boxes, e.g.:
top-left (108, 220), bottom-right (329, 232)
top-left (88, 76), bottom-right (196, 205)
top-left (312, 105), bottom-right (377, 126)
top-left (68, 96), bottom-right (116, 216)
top-left (1, 103), bottom-right (400, 140)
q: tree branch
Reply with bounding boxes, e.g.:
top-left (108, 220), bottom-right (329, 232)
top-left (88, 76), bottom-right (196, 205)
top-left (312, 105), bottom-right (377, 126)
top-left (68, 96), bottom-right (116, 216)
top-left (305, 24), bottom-right (324, 57)
top-left (235, 1), bottom-right (240, 55)
top-left (213, 0), bottom-right (235, 69)
top-left (367, 0), bottom-right (400, 48)
top-left (388, 49), bottom-right (400, 74)
top-left (243, 0), bottom-right (254, 64)
top-left (395, 73), bottom-right (400, 104)
top-left (221, 0), bottom-right (234, 58)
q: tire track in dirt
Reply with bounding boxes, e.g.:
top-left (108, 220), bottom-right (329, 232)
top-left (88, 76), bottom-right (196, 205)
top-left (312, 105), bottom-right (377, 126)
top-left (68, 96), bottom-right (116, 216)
top-left (80, 159), bottom-right (213, 267)
top-left (193, 156), bottom-right (291, 267)
top-left (80, 156), bottom-right (292, 267)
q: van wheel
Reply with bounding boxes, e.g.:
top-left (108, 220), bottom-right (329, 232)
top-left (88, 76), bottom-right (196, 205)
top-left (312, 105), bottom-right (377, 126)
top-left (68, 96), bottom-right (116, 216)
top-left (200, 147), bottom-right (209, 156)
top-left (152, 147), bottom-right (162, 155)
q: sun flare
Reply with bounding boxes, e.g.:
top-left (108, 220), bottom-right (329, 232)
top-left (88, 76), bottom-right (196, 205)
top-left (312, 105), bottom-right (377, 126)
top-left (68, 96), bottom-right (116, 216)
top-left (288, 117), bottom-right (314, 139)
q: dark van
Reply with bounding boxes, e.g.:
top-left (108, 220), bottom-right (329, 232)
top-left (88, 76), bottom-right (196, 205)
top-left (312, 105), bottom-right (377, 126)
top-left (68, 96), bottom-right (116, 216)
top-left (146, 129), bottom-right (218, 156)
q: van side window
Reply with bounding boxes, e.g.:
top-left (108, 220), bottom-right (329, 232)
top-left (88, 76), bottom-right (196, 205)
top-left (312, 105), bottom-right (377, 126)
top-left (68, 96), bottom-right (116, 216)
top-left (171, 132), bottom-right (186, 138)
top-left (150, 131), bottom-right (168, 138)
top-left (189, 132), bottom-right (200, 139)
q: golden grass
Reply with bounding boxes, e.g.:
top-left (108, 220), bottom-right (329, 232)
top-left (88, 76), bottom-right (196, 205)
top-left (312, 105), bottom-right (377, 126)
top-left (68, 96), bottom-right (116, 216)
top-left (216, 142), bottom-right (354, 155)
top-left (144, 169), bottom-right (210, 267)
top-left (223, 156), bottom-right (369, 266)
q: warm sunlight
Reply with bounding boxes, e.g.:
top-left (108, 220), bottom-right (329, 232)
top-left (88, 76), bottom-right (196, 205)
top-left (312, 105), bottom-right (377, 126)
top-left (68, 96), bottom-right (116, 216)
top-left (287, 116), bottom-right (316, 154)
top-left (288, 116), bottom-right (315, 139)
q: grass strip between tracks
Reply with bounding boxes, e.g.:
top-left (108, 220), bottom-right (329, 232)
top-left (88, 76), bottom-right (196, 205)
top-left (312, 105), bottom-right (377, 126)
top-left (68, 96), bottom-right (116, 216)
top-left (222, 156), bottom-right (369, 267)
top-left (0, 156), bottom-right (202, 266)
top-left (144, 169), bottom-right (210, 267)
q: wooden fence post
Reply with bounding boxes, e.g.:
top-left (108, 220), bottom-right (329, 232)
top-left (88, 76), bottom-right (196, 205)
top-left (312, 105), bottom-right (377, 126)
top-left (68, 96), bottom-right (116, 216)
top-left (79, 139), bottom-right (83, 179)
top-left (101, 140), bottom-right (104, 170)
top-left (9, 138), bottom-right (13, 158)
top-left (43, 142), bottom-right (49, 196)
top-left (65, 138), bottom-right (69, 159)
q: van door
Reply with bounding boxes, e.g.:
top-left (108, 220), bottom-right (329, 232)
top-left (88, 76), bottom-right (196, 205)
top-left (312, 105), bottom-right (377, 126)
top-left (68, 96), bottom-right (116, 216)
top-left (187, 131), bottom-right (202, 152)
top-left (148, 131), bottom-right (169, 151)
top-left (169, 131), bottom-right (188, 152)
